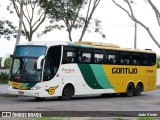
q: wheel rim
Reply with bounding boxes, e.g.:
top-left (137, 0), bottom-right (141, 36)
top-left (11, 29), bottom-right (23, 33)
top-left (64, 88), bottom-right (70, 97)
top-left (127, 84), bottom-right (134, 96)
top-left (135, 84), bottom-right (142, 95)
top-left (136, 86), bottom-right (141, 93)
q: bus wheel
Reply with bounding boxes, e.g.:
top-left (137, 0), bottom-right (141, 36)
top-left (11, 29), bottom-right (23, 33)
top-left (134, 83), bottom-right (142, 96)
top-left (126, 83), bottom-right (135, 97)
top-left (59, 85), bottom-right (74, 100)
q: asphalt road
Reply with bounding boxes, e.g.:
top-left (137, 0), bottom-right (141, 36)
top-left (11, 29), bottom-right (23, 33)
top-left (0, 89), bottom-right (160, 112)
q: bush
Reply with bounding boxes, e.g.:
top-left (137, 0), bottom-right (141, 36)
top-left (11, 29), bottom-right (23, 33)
top-left (5, 57), bottom-right (11, 69)
top-left (0, 57), bottom-right (11, 69)
top-left (0, 72), bottom-right (9, 84)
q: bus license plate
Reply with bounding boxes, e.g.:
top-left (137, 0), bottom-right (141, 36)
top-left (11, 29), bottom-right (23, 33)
top-left (18, 91), bottom-right (24, 95)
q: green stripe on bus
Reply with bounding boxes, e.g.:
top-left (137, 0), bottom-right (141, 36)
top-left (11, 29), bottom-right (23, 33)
top-left (78, 64), bottom-right (103, 89)
top-left (22, 83), bottom-right (29, 87)
top-left (22, 83), bottom-right (37, 88)
top-left (90, 65), bottom-right (114, 89)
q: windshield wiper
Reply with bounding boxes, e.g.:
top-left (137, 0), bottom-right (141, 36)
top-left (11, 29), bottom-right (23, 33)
top-left (13, 66), bottom-right (21, 80)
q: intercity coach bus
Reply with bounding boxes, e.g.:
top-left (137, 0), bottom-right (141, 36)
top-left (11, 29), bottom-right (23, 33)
top-left (1, 41), bottom-right (157, 100)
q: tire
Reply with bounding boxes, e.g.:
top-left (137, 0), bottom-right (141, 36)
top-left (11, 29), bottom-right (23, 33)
top-left (126, 83), bottom-right (135, 97)
top-left (134, 83), bottom-right (142, 96)
top-left (59, 85), bottom-right (74, 100)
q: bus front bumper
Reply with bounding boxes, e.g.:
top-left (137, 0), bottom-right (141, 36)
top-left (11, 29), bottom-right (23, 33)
top-left (8, 87), bottom-right (42, 97)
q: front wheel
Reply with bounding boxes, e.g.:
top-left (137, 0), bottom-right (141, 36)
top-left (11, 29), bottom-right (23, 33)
top-left (59, 85), bottom-right (74, 100)
top-left (125, 83), bottom-right (135, 97)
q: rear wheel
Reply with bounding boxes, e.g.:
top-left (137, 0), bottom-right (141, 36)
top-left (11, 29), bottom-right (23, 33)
top-left (134, 83), bottom-right (143, 96)
top-left (59, 85), bottom-right (74, 100)
top-left (125, 83), bottom-right (135, 97)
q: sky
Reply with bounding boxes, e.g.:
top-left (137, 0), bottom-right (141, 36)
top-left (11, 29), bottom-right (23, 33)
top-left (0, 0), bottom-right (160, 57)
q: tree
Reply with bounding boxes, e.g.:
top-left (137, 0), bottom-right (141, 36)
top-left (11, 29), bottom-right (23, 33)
top-left (0, 20), bottom-right (17, 40)
top-left (112, 0), bottom-right (160, 48)
top-left (0, 3), bottom-right (17, 41)
top-left (79, 0), bottom-right (103, 41)
top-left (8, 0), bottom-right (51, 42)
top-left (41, 0), bottom-right (105, 42)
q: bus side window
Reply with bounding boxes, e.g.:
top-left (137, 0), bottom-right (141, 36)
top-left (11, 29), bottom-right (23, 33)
top-left (142, 54), bottom-right (149, 66)
top-left (149, 53), bottom-right (156, 66)
top-left (120, 52), bottom-right (130, 65)
top-left (62, 46), bottom-right (76, 64)
top-left (108, 54), bottom-right (117, 64)
top-left (131, 53), bottom-right (141, 65)
top-left (79, 48), bottom-right (92, 63)
top-left (107, 50), bottom-right (119, 64)
top-left (94, 53), bottom-right (104, 64)
top-left (82, 54), bottom-right (91, 63)
top-left (132, 60), bottom-right (137, 65)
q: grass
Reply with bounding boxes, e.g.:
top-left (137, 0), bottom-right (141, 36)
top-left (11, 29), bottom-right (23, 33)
top-left (113, 117), bottom-right (125, 120)
top-left (137, 117), bottom-right (156, 120)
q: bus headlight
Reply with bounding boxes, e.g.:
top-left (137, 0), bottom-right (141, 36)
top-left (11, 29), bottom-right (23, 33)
top-left (30, 86), bottom-right (41, 90)
top-left (9, 85), bottom-right (13, 89)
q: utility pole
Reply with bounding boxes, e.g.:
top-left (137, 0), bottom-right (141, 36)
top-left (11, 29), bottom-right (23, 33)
top-left (15, 0), bottom-right (24, 49)
top-left (134, 22), bottom-right (137, 49)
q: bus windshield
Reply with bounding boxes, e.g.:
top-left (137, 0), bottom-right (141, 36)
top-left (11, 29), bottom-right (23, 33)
top-left (15, 46), bottom-right (46, 57)
top-left (9, 46), bottom-right (46, 82)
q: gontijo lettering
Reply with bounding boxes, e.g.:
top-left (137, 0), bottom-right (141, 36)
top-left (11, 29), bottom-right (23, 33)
top-left (112, 68), bottom-right (137, 74)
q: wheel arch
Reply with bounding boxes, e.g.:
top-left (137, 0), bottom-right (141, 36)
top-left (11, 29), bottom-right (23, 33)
top-left (63, 83), bottom-right (75, 95)
top-left (126, 81), bottom-right (135, 89)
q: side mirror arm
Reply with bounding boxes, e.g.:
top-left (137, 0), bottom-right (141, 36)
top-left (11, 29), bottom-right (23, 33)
top-left (37, 55), bottom-right (45, 70)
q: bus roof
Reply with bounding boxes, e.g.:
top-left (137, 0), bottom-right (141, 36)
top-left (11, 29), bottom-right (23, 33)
top-left (75, 41), bottom-right (156, 54)
top-left (18, 41), bottom-right (156, 54)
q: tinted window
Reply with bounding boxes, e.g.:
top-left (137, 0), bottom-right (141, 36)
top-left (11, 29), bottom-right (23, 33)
top-left (62, 47), bottom-right (76, 64)
top-left (120, 52), bottom-right (130, 65)
top-left (94, 49), bottom-right (104, 64)
top-left (131, 53), bottom-right (141, 65)
top-left (15, 46), bottom-right (46, 57)
top-left (108, 51), bottom-right (118, 64)
top-left (43, 46), bottom-right (61, 81)
top-left (79, 48), bottom-right (91, 63)
top-left (142, 54), bottom-right (149, 66)
top-left (149, 53), bottom-right (156, 66)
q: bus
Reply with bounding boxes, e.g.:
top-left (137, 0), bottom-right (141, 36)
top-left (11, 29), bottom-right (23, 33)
top-left (1, 41), bottom-right (157, 100)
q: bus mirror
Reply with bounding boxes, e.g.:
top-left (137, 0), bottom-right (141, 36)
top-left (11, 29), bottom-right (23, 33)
top-left (37, 55), bottom-right (45, 70)
top-left (1, 54), bottom-right (11, 68)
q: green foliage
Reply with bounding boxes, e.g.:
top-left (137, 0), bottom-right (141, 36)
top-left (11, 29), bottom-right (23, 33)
top-left (113, 118), bottom-right (125, 120)
top-left (0, 72), bottom-right (8, 84)
top-left (137, 117), bottom-right (156, 120)
top-left (7, 0), bottom-right (51, 41)
top-left (39, 0), bottom-right (105, 41)
top-left (4, 57), bottom-right (11, 69)
top-left (0, 20), bottom-right (17, 40)
top-left (0, 57), bottom-right (11, 68)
